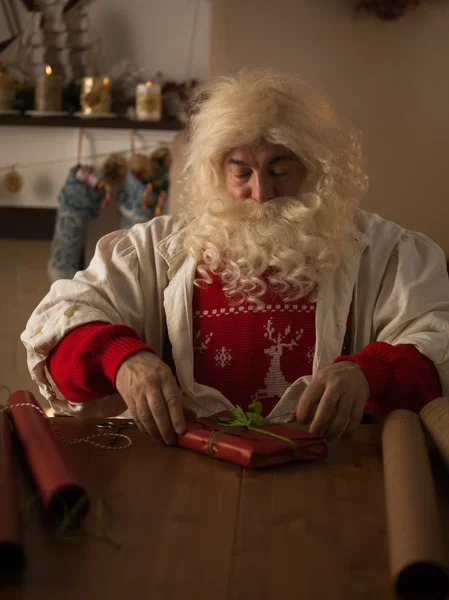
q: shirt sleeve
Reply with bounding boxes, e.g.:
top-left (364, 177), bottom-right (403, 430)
top-left (20, 222), bottom-right (171, 415)
top-left (46, 321), bottom-right (154, 403)
top-left (334, 341), bottom-right (442, 417)
top-left (370, 230), bottom-right (449, 396)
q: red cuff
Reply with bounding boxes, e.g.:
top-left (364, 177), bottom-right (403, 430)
top-left (47, 322), bottom-right (154, 403)
top-left (101, 335), bottom-right (153, 386)
top-left (334, 342), bottom-right (441, 417)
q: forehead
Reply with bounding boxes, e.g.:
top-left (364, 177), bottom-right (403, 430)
top-left (226, 140), bottom-right (297, 162)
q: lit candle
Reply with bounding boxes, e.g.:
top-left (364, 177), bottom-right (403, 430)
top-left (136, 81), bottom-right (162, 121)
top-left (35, 65), bottom-right (62, 112)
top-left (80, 76), bottom-right (111, 115)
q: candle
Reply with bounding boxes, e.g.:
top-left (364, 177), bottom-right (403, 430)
top-left (80, 76), bottom-right (111, 115)
top-left (0, 72), bottom-right (15, 111)
top-left (35, 65), bottom-right (62, 112)
top-left (136, 81), bottom-right (162, 121)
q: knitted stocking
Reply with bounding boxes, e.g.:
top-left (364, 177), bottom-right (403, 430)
top-left (117, 171), bottom-right (159, 229)
top-left (48, 165), bottom-right (108, 282)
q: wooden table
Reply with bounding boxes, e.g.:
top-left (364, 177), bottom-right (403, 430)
top-left (3, 420), bottom-right (449, 600)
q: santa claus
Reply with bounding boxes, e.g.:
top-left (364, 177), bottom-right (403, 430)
top-left (21, 69), bottom-right (449, 445)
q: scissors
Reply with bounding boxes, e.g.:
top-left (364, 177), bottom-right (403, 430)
top-left (97, 419), bottom-right (137, 445)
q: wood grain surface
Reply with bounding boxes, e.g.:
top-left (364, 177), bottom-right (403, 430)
top-left (2, 420), bottom-right (448, 600)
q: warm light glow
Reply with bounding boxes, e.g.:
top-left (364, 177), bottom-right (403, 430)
top-left (146, 81), bottom-right (152, 87)
top-left (103, 77), bottom-right (110, 85)
top-left (45, 407), bottom-right (55, 417)
top-left (45, 65), bottom-right (52, 76)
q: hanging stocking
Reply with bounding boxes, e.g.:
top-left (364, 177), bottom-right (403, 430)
top-left (48, 164), bottom-right (111, 282)
top-left (117, 131), bottom-right (156, 229)
top-left (148, 147), bottom-right (170, 216)
top-left (117, 170), bottom-right (159, 229)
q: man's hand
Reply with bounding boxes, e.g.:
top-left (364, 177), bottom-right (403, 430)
top-left (115, 351), bottom-right (194, 445)
top-left (295, 361), bottom-right (370, 442)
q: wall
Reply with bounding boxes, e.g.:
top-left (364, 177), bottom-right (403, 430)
top-left (210, 0), bottom-right (449, 255)
top-left (88, 0), bottom-right (210, 83)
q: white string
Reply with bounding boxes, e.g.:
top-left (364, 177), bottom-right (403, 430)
top-left (3, 402), bottom-right (133, 451)
top-left (0, 141), bottom-right (168, 173)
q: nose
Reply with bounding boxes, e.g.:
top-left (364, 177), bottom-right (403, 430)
top-left (251, 172), bottom-right (275, 204)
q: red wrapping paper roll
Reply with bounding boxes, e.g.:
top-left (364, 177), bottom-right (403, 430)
top-left (7, 391), bottom-right (89, 519)
top-left (0, 408), bottom-right (25, 572)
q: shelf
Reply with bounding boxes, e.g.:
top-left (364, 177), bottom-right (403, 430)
top-left (0, 115), bottom-right (183, 131)
top-left (0, 207), bottom-right (56, 240)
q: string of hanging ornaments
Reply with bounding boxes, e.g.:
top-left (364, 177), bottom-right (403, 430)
top-left (354, 0), bottom-right (425, 19)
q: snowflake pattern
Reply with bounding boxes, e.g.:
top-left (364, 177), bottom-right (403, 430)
top-left (214, 346), bottom-right (233, 368)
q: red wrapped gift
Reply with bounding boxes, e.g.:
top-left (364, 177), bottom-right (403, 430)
top-left (177, 403), bottom-right (327, 468)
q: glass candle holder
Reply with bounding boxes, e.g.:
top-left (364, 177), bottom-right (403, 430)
top-left (80, 76), bottom-right (111, 115)
top-left (135, 81), bottom-right (162, 121)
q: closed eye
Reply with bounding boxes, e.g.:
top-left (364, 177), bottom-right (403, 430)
top-left (270, 169), bottom-right (291, 178)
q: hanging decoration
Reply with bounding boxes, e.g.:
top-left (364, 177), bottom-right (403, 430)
top-left (117, 130), bottom-right (156, 229)
top-left (1, 167), bottom-right (24, 194)
top-left (147, 147), bottom-right (170, 216)
top-left (102, 153), bottom-right (128, 185)
top-left (116, 130), bottom-right (170, 229)
top-left (128, 154), bottom-right (151, 179)
top-left (354, 0), bottom-right (422, 20)
top-left (48, 128), bottom-right (112, 282)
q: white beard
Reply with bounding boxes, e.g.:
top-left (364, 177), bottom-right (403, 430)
top-left (183, 193), bottom-right (356, 309)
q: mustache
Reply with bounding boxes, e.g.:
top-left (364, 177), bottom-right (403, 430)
top-left (211, 195), bottom-right (302, 223)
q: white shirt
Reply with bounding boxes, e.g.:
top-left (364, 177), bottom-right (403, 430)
top-left (21, 209), bottom-right (449, 420)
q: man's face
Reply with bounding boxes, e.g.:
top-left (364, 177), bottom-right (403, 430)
top-left (224, 140), bottom-right (305, 203)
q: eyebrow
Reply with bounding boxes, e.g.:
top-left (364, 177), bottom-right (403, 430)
top-left (227, 155), bottom-right (297, 167)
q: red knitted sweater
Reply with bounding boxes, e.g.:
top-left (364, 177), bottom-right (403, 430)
top-left (47, 280), bottom-right (441, 417)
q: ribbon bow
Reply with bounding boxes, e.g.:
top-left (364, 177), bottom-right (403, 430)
top-left (206, 402), bottom-right (299, 461)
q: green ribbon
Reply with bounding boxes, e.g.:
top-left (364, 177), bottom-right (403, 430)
top-left (205, 402), bottom-right (299, 462)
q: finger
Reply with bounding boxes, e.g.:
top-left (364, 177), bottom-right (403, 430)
top-left (340, 398), bottom-right (365, 442)
top-left (308, 387), bottom-right (340, 436)
top-left (134, 392), bottom-right (164, 441)
top-left (325, 399), bottom-right (352, 442)
top-left (160, 374), bottom-right (188, 435)
top-left (133, 417), bottom-right (146, 435)
top-left (295, 380), bottom-right (325, 424)
top-left (147, 386), bottom-right (177, 445)
top-left (120, 396), bottom-right (146, 434)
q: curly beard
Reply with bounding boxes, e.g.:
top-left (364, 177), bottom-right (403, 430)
top-left (183, 192), bottom-right (357, 310)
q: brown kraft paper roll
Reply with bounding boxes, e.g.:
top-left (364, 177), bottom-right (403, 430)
top-left (0, 408), bottom-right (25, 573)
top-left (382, 409), bottom-right (449, 600)
top-left (420, 397), bottom-right (449, 472)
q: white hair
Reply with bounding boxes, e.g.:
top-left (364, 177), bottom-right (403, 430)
top-left (180, 69), bottom-right (368, 309)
